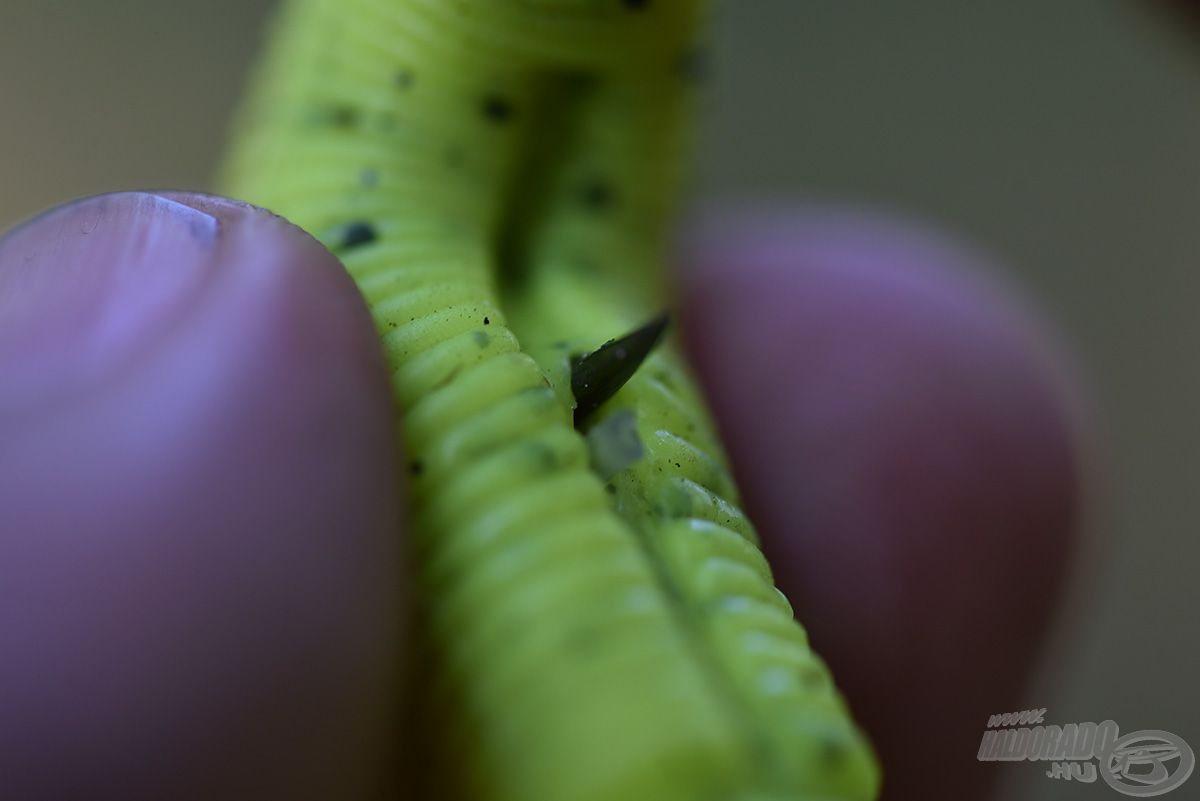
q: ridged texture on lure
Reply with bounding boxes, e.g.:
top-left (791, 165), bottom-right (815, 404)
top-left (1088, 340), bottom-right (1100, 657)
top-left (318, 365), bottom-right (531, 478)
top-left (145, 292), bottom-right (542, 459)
top-left (220, 1), bottom-right (880, 799)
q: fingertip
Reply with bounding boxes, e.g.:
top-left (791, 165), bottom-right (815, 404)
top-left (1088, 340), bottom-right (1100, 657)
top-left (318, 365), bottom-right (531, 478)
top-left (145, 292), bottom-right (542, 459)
top-left (675, 205), bottom-right (1088, 800)
top-left (0, 191), bottom-right (389, 417)
top-left (0, 191), bottom-right (403, 799)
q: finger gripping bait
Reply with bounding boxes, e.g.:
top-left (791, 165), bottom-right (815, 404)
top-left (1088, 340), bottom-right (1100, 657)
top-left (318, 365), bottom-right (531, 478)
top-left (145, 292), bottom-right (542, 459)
top-left (220, 1), bottom-right (881, 799)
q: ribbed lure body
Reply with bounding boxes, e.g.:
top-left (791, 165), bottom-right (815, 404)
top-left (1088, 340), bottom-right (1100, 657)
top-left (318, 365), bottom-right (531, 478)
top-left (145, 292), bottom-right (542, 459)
top-left (221, 1), bottom-right (880, 799)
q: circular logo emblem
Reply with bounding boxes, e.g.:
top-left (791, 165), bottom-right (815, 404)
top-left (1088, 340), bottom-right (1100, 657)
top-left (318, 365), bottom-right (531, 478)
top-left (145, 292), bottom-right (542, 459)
top-left (1102, 730), bottom-right (1194, 797)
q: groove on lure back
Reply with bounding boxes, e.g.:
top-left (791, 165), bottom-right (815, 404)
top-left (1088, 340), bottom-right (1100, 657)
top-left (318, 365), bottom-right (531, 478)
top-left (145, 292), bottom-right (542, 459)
top-left (220, 1), bottom-right (881, 799)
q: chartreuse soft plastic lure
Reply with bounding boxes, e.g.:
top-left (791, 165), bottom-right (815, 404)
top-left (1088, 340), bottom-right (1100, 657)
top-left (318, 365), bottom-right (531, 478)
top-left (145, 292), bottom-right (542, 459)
top-left (220, 1), bottom-right (880, 799)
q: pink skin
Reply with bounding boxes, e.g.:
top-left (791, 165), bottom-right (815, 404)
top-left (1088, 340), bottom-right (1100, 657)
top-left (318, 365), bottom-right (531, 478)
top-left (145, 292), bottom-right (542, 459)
top-left (0, 193), bottom-right (1083, 800)
top-left (679, 209), bottom-right (1083, 801)
top-left (0, 194), bottom-right (404, 801)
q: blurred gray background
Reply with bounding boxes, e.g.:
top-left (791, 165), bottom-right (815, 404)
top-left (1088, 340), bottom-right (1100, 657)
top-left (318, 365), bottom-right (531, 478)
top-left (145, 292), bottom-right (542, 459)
top-left (2, 2), bottom-right (1197, 799)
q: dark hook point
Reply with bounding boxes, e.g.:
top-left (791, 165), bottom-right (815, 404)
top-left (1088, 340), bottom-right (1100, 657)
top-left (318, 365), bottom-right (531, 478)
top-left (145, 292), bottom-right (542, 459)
top-left (571, 312), bottom-right (670, 428)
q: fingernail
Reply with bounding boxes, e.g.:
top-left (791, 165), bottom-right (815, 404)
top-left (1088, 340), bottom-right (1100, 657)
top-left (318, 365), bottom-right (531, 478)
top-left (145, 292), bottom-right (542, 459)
top-left (0, 193), bottom-right (221, 414)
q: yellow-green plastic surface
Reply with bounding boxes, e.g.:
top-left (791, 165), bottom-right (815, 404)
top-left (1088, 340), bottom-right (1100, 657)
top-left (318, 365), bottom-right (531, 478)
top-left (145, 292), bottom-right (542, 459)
top-left (220, 2), bottom-right (881, 799)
